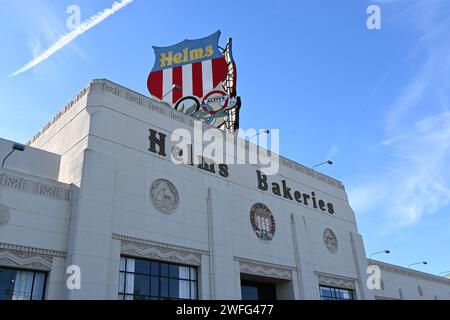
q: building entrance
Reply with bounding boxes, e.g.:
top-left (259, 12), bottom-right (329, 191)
top-left (241, 279), bottom-right (277, 300)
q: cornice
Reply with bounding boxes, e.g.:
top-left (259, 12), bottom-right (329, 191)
top-left (27, 85), bottom-right (90, 145)
top-left (0, 242), bottom-right (66, 258)
top-left (370, 260), bottom-right (450, 286)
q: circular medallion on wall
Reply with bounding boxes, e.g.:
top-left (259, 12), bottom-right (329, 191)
top-left (0, 204), bottom-right (11, 227)
top-left (323, 228), bottom-right (338, 254)
top-left (150, 179), bottom-right (179, 214)
top-left (250, 203), bottom-right (276, 241)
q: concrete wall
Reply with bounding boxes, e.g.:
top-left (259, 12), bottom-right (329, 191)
top-left (0, 138), bottom-right (60, 181)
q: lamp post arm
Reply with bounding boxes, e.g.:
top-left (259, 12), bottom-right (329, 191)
top-left (1, 149), bottom-right (15, 168)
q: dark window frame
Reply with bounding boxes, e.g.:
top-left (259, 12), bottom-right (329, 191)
top-left (319, 285), bottom-right (354, 300)
top-left (118, 256), bottom-right (198, 300)
top-left (0, 266), bottom-right (47, 300)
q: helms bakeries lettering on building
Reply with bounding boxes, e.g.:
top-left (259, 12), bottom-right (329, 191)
top-left (256, 170), bottom-right (335, 215)
top-left (148, 128), bottom-right (335, 215)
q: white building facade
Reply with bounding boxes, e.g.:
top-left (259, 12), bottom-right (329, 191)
top-left (0, 79), bottom-right (449, 300)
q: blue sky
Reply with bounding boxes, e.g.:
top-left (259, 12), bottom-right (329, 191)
top-left (1, 0), bottom-right (449, 276)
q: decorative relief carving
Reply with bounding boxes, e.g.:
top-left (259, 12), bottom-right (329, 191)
top-left (113, 234), bottom-right (207, 266)
top-left (0, 172), bottom-right (70, 201)
top-left (120, 242), bottom-right (200, 266)
top-left (237, 259), bottom-right (292, 280)
top-left (3, 175), bottom-right (22, 189)
top-left (39, 184), bottom-right (57, 197)
top-left (323, 228), bottom-right (338, 254)
top-left (317, 273), bottom-right (356, 290)
top-left (150, 179), bottom-right (179, 214)
top-left (250, 203), bottom-right (276, 241)
top-left (112, 234), bottom-right (208, 255)
top-left (0, 204), bottom-right (11, 227)
top-left (0, 250), bottom-right (52, 271)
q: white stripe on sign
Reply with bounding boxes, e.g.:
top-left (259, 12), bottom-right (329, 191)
top-left (182, 64), bottom-right (193, 97)
top-left (162, 68), bottom-right (173, 103)
top-left (202, 59), bottom-right (213, 94)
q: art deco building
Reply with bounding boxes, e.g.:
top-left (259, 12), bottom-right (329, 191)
top-left (0, 79), bottom-right (449, 300)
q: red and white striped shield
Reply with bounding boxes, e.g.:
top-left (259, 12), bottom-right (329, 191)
top-left (147, 56), bottom-right (228, 104)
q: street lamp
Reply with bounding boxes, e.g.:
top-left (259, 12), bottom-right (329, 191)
top-left (369, 250), bottom-right (390, 260)
top-left (162, 84), bottom-right (182, 100)
top-left (1, 143), bottom-right (25, 168)
top-left (312, 160), bottom-right (333, 170)
top-left (247, 129), bottom-right (270, 141)
top-left (408, 261), bottom-right (427, 269)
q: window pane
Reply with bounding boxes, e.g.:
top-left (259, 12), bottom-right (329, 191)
top-left (320, 286), bottom-right (354, 300)
top-left (169, 279), bottom-right (179, 298)
top-left (179, 280), bottom-right (190, 299)
top-left (31, 272), bottom-right (46, 300)
top-left (134, 260), bottom-right (150, 275)
top-left (169, 264), bottom-right (179, 278)
top-left (119, 257), bottom-right (126, 271)
top-left (119, 273), bottom-right (125, 293)
top-left (161, 264), bottom-right (169, 277)
top-left (160, 278), bottom-right (168, 297)
top-left (12, 271), bottom-right (34, 300)
top-left (151, 276), bottom-right (159, 296)
top-left (190, 267), bottom-right (197, 281)
top-left (125, 274), bottom-right (134, 294)
top-left (179, 266), bottom-right (190, 280)
top-left (150, 262), bottom-right (159, 276)
top-left (133, 274), bottom-right (150, 296)
top-left (338, 289), bottom-right (352, 300)
top-left (0, 269), bottom-right (17, 300)
top-left (320, 287), bottom-right (332, 298)
top-left (118, 294), bottom-right (124, 300)
top-left (191, 282), bottom-right (197, 299)
top-left (126, 258), bottom-right (135, 273)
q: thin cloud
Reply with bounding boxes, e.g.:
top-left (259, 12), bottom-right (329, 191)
top-left (9, 0), bottom-right (134, 77)
top-left (349, 113), bottom-right (450, 227)
top-left (326, 145), bottom-right (339, 160)
top-left (349, 1), bottom-right (450, 229)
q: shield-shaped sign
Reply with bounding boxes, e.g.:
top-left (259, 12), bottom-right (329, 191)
top-left (147, 31), bottom-right (239, 128)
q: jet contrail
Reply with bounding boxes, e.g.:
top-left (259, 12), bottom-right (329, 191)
top-left (10, 0), bottom-right (134, 77)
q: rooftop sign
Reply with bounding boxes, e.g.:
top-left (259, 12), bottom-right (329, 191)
top-left (147, 31), bottom-right (240, 130)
